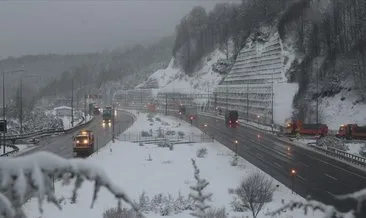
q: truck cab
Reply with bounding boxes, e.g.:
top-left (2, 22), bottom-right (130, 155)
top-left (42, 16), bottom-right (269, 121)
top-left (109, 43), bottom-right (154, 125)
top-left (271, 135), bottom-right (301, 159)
top-left (225, 110), bottom-right (239, 128)
top-left (73, 130), bottom-right (95, 157)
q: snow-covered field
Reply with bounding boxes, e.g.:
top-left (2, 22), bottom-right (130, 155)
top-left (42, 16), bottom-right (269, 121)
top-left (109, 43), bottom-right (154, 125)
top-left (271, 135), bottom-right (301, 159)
top-left (23, 110), bottom-right (329, 218)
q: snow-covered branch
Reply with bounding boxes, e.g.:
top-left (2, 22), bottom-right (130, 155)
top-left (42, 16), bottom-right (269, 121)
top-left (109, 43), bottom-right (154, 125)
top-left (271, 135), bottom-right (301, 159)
top-left (267, 198), bottom-right (350, 218)
top-left (336, 189), bottom-right (366, 215)
top-left (0, 151), bottom-right (144, 218)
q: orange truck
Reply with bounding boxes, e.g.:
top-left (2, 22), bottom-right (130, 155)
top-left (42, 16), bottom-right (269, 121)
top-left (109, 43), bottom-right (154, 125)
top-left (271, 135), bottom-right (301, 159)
top-left (336, 124), bottom-right (366, 140)
top-left (284, 120), bottom-right (328, 136)
top-left (73, 130), bottom-right (95, 157)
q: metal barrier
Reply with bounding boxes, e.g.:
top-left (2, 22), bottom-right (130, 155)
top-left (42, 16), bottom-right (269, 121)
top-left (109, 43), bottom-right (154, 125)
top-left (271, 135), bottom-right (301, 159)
top-left (0, 115), bottom-right (94, 157)
top-left (118, 130), bottom-right (213, 144)
top-left (307, 143), bottom-right (366, 167)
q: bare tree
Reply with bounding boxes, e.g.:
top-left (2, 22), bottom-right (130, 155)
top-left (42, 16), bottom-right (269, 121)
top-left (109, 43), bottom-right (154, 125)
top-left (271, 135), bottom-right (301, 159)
top-left (229, 172), bottom-right (275, 218)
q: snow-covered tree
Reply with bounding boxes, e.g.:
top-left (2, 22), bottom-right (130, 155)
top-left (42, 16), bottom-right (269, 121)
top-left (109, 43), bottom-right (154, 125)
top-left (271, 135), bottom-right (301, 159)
top-left (189, 158), bottom-right (212, 217)
top-left (0, 151), bottom-right (143, 218)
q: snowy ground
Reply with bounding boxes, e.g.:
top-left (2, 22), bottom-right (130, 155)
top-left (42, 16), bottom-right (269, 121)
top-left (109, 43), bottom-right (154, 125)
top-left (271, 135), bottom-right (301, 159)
top-left (23, 110), bottom-right (334, 218)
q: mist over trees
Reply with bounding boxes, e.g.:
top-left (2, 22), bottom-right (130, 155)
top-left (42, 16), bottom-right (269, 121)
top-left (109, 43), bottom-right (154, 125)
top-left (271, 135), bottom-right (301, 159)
top-left (173, 0), bottom-right (366, 121)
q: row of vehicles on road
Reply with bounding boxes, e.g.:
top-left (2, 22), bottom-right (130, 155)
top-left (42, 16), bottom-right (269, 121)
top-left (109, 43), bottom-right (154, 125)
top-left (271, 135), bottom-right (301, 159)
top-left (178, 104), bottom-right (239, 128)
top-left (283, 120), bottom-right (366, 140)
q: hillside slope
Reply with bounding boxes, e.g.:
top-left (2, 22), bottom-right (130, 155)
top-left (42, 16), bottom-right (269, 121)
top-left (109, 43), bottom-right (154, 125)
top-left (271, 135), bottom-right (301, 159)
top-left (138, 49), bottom-right (226, 94)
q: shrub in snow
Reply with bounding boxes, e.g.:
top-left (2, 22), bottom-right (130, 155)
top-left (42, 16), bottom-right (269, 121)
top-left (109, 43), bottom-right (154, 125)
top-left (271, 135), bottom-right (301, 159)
top-left (317, 136), bottom-right (348, 151)
top-left (230, 154), bottom-right (238, 166)
top-left (157, 127), bottom-right (165, 138)
top-left (204, 207), bottom-right (228, 218)
top-left (178, 131), bottom-right (185, 139)
top-left (0, 151), bottom-right (143, 218)
top-left (189, 158), bottom-right (213, 217)
top-left (146, 154), bottom-right (152, 161)
top-left (359, 144), bottom-right (366, 157)
top-left (140, 131), bottom-right (151, 137)
top-left (229, 172), bottom-right (275, 218)
top-left (139, 142), bottom-right (144, 147)
top-left (103, 207), bottom-right (138, 218)
top-left (196, 148), bottom-right (208, 158)
top-left (165, 130), bottom-right (175, 135)
top-left (155, 117), bottom-right (161, 122)
top-left (134, 192), bottom-right (193, 216)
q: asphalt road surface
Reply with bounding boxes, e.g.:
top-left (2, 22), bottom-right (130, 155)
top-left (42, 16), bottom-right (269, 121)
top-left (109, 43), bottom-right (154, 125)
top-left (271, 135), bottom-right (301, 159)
top-left (17, 111), bottom-right (135, 158)
top-left (165, 110), bottom-right (366, 216)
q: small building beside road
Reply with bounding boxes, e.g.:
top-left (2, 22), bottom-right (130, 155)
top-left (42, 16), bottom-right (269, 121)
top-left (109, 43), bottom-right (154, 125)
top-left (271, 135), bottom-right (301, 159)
top-left (54, 106), bottom-right (72, 117)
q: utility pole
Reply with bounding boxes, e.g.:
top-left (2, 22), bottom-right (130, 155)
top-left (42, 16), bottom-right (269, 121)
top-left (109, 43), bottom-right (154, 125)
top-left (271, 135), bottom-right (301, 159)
top-left (165, 93), bottom-right (167, 115)
top-left (84, 93), bottom-right (87, 123)
top-left (246, 84), bottom-right (249, 122)
top-left (19, 77), bottom-right (23, 134)
top-left (112, 103), bottom-right (115, 143)
top-left (1, 68), bottom-right (4, 154)
top-left (316, 70), bottom-right (319, 125)
top-left (71, 78), bottom-right (74, 127)
top-left (271, 72), bottom-right (274, 133)
top-left (226, 82), bottom-right (228, 112)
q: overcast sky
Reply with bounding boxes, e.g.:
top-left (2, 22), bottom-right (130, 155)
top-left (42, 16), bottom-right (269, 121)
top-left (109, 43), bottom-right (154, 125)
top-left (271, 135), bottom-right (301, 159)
top-left (0, 0), bottom-right (238, 59)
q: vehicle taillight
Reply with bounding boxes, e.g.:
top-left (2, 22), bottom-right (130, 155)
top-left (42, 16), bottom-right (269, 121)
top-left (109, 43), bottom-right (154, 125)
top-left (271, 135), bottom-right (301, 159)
top-left (236, 120), bottom-right (239, 123)
top-left (229, 120), bottom-right (231, 123)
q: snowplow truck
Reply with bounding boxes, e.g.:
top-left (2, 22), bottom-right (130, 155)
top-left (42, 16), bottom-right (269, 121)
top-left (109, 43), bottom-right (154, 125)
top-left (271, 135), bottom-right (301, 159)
top-left (284, 120), bottom-right (328, 136)
top-left (225, 110), bottom-right (239, 128)
top-left (178, 105), bottom-right (186, 115)
top-left (73, 130), bottom-right (95, 157)
top-left (336, 124), bottom-right (366, 140)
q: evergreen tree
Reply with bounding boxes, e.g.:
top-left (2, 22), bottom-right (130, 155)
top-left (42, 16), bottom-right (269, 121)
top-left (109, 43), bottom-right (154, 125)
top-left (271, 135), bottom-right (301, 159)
top-left (189, 158), bottom-right (212, 217)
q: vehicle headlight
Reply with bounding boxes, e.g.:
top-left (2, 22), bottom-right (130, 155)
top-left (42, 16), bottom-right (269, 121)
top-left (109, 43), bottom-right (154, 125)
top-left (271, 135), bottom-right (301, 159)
top-left (83, 139), bottom-right (88, 144)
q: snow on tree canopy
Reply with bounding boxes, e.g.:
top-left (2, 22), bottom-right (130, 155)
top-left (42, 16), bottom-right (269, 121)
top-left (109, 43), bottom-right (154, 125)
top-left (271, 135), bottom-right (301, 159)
top-left (0, 151), bottom-right (144, 218)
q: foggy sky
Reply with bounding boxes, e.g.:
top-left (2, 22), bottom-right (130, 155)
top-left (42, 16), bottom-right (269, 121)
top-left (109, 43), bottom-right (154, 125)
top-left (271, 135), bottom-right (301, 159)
top-left (0, 0), bottom-right (237, 59)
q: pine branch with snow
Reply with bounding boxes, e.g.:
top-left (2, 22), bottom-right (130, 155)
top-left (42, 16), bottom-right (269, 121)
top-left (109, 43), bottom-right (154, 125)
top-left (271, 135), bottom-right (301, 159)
top-left (0, 151), bottom-right (144, 218)
top-left (189, 158), bottom-right (212, 218)
top-left (267, 197), bottom-right (348, 218)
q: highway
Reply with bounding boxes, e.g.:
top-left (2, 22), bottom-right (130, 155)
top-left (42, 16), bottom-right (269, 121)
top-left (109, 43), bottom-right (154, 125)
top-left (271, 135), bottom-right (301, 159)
top-left (165, 110), bottom-right (366, 215)
top-left (17, 111), bottom-right (135, 158)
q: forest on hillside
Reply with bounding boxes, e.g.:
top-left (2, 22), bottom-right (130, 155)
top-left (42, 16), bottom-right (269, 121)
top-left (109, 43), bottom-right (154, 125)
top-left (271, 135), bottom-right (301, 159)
top-left (173, 0), bottom-right (366, 121)
top-left (0, 35), bottom-right (174, 117)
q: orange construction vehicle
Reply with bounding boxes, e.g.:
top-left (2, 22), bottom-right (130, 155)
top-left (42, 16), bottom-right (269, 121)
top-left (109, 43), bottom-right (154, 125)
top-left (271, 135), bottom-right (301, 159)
top-left (146, 103), bottom-right (156, 112)
top-left (284, 120), bottom-right (328, 136)
top-left (336, 124), bottom-right (366, 140)
top-left (73, 130), bottom-right (95, 157)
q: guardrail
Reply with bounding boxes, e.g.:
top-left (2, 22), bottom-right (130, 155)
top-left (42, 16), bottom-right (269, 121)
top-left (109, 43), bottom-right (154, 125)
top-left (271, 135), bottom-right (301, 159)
top-left (306, 143), bottom-right (366, 167)
top-left (0, 115), bottom-right (94, 157)
top-left (118, 132), bottom-right (213, 144)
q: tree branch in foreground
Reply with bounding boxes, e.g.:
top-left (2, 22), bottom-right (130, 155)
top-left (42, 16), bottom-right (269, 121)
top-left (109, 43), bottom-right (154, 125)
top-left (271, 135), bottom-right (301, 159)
top-left (0, 151), bottom-right (144, 218)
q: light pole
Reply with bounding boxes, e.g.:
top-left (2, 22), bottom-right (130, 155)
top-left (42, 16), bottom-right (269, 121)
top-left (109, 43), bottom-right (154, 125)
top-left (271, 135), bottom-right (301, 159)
top-left (234, 139), bottom-right (238, 154)
top-left (112, 103), bottom-right (115, 143)
top-left (271, 71), bottom-right (274, 133)
top-left (71, 78), bottom-right (74, 127)
top-left (290, 168), bottom-right (297, 194)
